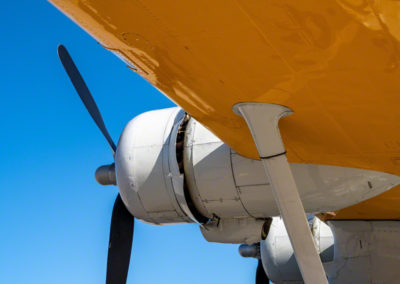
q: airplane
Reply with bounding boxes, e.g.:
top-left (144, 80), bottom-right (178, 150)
top-left (49, 1), bottom-right (400, 283)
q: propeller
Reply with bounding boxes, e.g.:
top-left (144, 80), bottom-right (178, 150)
top-left (57, 44), bottom-right (117, 155)
top-left (57, 44), bottom-right (134, 284)
top-left (107, 195), bottom-right (134, 284)
top-left (256, 260), bottom-right (269, 284)
top-left (238, 243), bottom-right (270, 283)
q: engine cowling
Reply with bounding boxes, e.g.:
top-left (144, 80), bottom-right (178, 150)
top-left (114, 107), bottom-right (400, 243)
top-left (260, 217), bottom-right (334, 283)
top-left (115, 107), bottom-right (195, 224)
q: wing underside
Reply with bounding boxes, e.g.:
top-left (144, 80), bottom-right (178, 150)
top-left (49, 0), bottom-right (400, 220)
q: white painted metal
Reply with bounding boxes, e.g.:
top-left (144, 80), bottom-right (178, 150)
top-left (115, 106), bottom-right (400, 228)
top-left (200, 218), bottom-right (266, 244)
top-left (326, 221), bottom-right (400, 284)
top-left (183, 118), bottom-right (248, 218)
top-left (183, 119), bottom-right (400, 220)
top-left (234, 103), bottom-right (328, 284)
top-left (113, 106), bottom-right (400, 283)
top-left (260, 217), bottom-right (334, 283)
top-left (167, 111), bottom-right (201, 224)
top-left (115, 107), bottom-right (193, 224)
top-left (312, 217), bottom-right (335, 263)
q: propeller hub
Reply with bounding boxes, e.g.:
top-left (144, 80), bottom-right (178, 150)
top-left (239, 243), bottom-right (260, 259)
top-left (95, 163), bottom-right (116, 185)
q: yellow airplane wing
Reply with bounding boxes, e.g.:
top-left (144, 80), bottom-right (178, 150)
top-left (49, 0), bottom-right (400, 220)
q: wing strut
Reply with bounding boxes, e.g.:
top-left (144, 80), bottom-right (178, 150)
top-left (233, 103), bottom-right (327, 284)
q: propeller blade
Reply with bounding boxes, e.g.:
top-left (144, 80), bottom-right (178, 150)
top-left (256, 260), bottom-right (269, 284)
top-left (106, 194), bottom-right (134, 284)
top-left (57, 44), bottom-right (117, 154)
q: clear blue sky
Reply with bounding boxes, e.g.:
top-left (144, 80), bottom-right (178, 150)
top-left (0, 1), bottom-right (258, 283)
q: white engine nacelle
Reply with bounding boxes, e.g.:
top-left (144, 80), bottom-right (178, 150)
top-left (115, 108), bottom-right (194, 224)
top-left (260, 217), bottom-right (334, 283)
top-left (115, 107), bottom-right (400, 243)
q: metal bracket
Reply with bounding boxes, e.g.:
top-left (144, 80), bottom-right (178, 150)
top-left (233, 102), bottom-right (328, 284)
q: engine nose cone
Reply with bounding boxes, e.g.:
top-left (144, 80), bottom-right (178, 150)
top-left (239, 243), bottom-right (260, 259)
top-left (95, 163), bottom-right (116, 185)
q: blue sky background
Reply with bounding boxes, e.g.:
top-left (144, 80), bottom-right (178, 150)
top-left (0, 1), bottom-right (258, 283)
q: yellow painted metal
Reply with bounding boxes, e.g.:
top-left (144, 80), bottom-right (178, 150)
top-left (49, 0), bottom-right (400, 220)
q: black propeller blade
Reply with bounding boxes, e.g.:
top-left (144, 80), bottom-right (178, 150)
top-left (58, 45), bottom-right (134, 283)
top-left (57, 44), bottom-right (117, 154)
top-left (256, 259), bottom-right (269, 284)
top-left (106, 195), bottom-right (134, 284)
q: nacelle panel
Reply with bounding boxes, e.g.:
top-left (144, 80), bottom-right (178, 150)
top-left (115, 107), bottom-right (400, 228)
top-left (260, 217), bottom-right (334, 283)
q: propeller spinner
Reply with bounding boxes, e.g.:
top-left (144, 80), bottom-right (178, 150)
top-left (57, 44), bottom-right (133, 284)
top-left (58, 44), bottom-right (268, 284)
